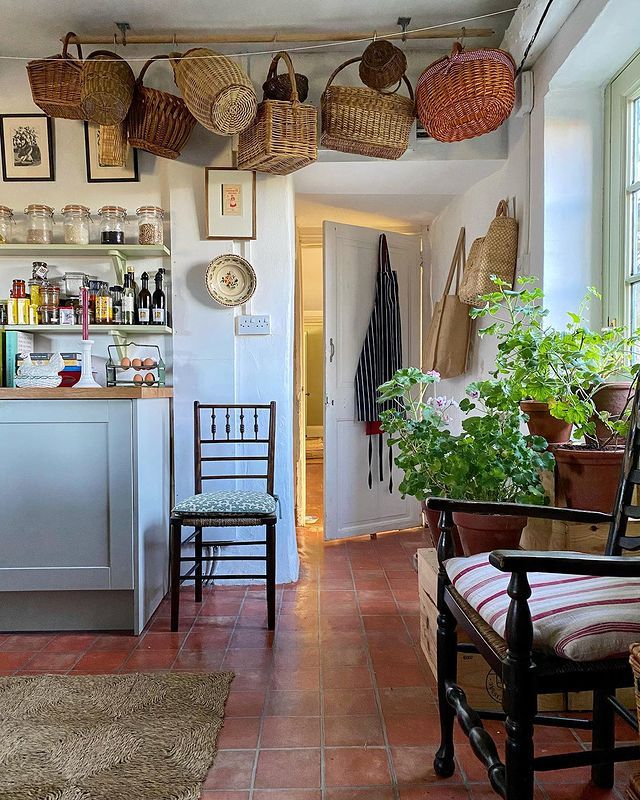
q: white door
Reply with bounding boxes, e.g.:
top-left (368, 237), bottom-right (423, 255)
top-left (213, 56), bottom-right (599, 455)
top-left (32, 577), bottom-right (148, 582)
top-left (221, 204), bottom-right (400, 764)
top-left (324, 222), bottom-right (422, 540)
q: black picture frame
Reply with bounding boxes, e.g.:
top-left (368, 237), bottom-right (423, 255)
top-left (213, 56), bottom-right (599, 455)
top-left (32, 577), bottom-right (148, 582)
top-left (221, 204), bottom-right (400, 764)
top-left (84, 122), bottom-right (139, 183)
top-left (0, 114), bottom-right (54, 182)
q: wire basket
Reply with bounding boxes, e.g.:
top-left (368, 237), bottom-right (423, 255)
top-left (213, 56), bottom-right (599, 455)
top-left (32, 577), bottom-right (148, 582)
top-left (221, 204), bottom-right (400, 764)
top-left (106, 342), bottom-right (166, 387)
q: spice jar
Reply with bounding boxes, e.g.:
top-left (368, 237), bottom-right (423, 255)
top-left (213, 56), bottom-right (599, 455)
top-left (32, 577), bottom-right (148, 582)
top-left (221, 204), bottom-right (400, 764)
top-left (40, 282), bottom-right (60, 308)
top-left (12, 279), bottom-right (26, 298)
top-left (62, 204), bottom-right (91, 245)
top-left (98, 205), bottom-right (126, 245)
top-left (39, 306), bottom-right (59, 325)
top-left (136, 206), bottom-right (164, 245)
top-left (0, 206), bottom-right (14, 244)
top-left (25, 204), bottom-right (54, 244)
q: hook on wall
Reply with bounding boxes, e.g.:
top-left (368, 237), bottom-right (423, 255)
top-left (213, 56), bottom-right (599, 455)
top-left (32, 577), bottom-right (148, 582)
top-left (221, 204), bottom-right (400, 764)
top-left (115, 21), bottom-right (131, 47)
top-left (396, 17), bottom-right (411, 44)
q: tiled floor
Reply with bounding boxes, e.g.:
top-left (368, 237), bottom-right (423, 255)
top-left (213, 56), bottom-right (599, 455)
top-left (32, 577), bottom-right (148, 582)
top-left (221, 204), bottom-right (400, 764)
top-left (1, 461), bottom-right (636, 799)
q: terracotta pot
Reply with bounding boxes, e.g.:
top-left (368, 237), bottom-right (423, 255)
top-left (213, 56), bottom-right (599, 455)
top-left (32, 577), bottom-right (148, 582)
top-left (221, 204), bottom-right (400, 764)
top-left (452, 511), bottom-right (527, 556)
top-left (554, 446), bottom-right (625, 513)
top-left (519, 400), bottom-right (573, 446)
top-left (591, 382), bottom-right (632, 445)
top-left (422, 502), bottom-right (463, 554)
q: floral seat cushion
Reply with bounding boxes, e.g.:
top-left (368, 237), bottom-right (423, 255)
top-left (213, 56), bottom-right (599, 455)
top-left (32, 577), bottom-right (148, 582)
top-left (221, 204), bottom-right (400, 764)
top-left (173, 490), bottom-right (276, 517)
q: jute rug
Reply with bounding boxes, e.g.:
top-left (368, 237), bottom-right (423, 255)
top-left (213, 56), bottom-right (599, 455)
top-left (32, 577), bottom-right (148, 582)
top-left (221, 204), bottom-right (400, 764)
top-left (0, 671), bottom-right (234, 800)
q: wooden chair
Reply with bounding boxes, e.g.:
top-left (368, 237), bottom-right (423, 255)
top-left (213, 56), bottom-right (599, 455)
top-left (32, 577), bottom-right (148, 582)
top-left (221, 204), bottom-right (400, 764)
top-left (427, 380), bottom-right (640, 800)
top-left (170, 402), bottom-right (277, 631)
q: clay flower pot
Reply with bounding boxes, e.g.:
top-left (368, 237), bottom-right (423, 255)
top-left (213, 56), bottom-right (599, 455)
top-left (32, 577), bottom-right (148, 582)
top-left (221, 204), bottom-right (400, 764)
top-left (422, 501), bottom-right (463, 554)
top-left (519, 400), bottom-right (573, 446)
top-left (591, 382), bottom-right (632, 445)
top-left (554, 445), bottom-right (625, 513)
top-left (452, 511), bottom-right (528, 556)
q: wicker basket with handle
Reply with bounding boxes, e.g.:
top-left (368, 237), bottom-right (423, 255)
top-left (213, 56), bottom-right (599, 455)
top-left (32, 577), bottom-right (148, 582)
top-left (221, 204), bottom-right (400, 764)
top-left (26, 32), bottom-right (85, 120)
top-left (263, 69), bottom-right (309, 103)
top-left (238, 52), bottom-right (317, 176)
top-left (321, 56), bottom-right (415, 160)
top-left (127, 55), bottom-right (197, 160)
top-left (170, 49), bottom-right (257, 136)
top-left (359, 40), bottom-right (407, 91)
top-left (81, 50), bottom-right (135, 126)
top-left (97, 122), bottom-right (128, 167)
top-left (416, 43), bottom-right (516, 142)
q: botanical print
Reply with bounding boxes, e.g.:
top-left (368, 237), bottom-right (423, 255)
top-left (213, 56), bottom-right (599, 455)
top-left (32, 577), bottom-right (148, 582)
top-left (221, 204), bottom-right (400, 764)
top-left (1, 115), bottom-right (53, 181)
top-left (12, 126), bottom-right (41, 167)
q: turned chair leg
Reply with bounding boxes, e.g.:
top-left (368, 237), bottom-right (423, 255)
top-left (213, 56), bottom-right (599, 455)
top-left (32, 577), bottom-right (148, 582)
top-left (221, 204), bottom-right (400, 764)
top-left (591, 689), bottom-right (615, 788)
top-left (266, 522), bottom-right (276, 630)
top-left (434, 601), bottom-right (458, 778)
top-left (194, 526), bottom-right (203, 603)
top-left (170, 518), bottom-right (182, 632)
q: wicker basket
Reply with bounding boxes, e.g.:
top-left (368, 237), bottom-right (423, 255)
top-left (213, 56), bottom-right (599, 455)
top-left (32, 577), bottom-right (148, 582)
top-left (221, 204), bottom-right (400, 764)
top-left (263, 70), bottom-right (309, 103)
top-left (458, 236), bottom-right (485, 305)
top-left (97, 122), bottom-right (128, 167)
top-left (26, 32), bottom-right (85, 120)
top-left (359, 40), bottom-right (407, 91)
top-left (321, 56), bottom-right (415, 160)
top-left (170, 48), bottom-right (257, 136)
top-left (416, 43), bottom-right (516, 142)
top-left (127, 55), bottom-right (197, 160)
top-left (238, 52), bottom-right (317, 176)
top-left (81, 50), bottom-right (135, 126)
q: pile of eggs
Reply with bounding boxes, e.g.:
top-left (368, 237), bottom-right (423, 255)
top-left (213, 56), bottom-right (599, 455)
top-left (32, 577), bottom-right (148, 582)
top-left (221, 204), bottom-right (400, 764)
top-left (120, 356), bottom-right (157, 385)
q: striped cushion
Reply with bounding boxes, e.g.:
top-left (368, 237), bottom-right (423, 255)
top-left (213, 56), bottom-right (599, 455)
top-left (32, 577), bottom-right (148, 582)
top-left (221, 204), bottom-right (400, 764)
top-left (446, 553), bottom-right (640, 661)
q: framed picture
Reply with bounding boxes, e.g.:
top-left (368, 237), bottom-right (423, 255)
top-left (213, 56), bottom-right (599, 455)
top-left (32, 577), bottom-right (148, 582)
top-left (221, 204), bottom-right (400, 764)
top-left (205, 167), bottom-right (256, 240)
top-left (84, 122), bottom-right (139, 183)
top-left (0, 114), bottom-right (54, 181)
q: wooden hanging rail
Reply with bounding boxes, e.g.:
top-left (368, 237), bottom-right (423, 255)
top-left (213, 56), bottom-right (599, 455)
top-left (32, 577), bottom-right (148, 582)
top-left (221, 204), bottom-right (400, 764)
top-left (63, 27), bottom-right (494, 47)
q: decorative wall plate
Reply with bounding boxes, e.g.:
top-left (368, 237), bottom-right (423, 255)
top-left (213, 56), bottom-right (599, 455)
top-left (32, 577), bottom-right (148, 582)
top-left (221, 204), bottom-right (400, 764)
top-left (205, 254), bottom-right (257, 307)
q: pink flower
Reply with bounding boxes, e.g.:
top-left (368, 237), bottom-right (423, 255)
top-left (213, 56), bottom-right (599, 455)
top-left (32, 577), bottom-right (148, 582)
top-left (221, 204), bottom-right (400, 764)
top-left (426, 370), bottom-right (440, 379)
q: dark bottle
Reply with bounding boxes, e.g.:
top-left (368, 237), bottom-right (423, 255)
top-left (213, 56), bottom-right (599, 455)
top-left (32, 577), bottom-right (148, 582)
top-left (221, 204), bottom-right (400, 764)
top-left (122, 273), bottom-right (135, 325)
top-left (110, 285), bottom-right (123, 325)
top-left (137, 271), bottom-right (152, 325)
top-left (152, 268), bottom-right (166, 326)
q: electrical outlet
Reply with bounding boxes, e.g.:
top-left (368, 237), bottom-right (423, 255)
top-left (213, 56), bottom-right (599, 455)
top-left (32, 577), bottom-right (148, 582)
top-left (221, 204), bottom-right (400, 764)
top-left (236, 314), bottom-right (271, 335)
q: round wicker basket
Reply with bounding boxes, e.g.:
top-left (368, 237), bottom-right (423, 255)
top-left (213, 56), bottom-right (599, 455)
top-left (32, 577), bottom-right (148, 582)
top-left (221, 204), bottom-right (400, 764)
top-left (81, 50), bottom-right (135, 126)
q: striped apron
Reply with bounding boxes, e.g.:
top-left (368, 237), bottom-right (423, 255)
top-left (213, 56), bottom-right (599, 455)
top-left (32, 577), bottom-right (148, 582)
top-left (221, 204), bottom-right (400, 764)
top-left (354, 234), bottom-right (403, 491)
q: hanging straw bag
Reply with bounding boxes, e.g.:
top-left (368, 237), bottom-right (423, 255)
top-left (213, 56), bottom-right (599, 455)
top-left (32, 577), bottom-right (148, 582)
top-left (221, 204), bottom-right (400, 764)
top-left (424, 227), bottom-right (471, 379)
top-left (321, 56), bottom-right (415, 160)
top-left (170, 49), bottom-right (257, 135)
top-left (416, 43), bottom-right (516, 142)
top-left (459, 200), bottom-right (518, 305)
top-left (359, 40), bottom-right (407, 91)
top-left (81, 50), bottom-right (135, 126)
top-left (238, 52), bottom-right (317, 176)
top-left (127, 55), bottom-right (197, 160)
top-left (97, 122), bottom-right (128, 167)
top-left (26, 32), bottom-right (85, 120)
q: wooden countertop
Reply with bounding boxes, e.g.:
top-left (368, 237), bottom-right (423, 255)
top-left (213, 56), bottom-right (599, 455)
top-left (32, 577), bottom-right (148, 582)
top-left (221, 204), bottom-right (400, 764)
top-left (0, 387), bottom-right (173, 400)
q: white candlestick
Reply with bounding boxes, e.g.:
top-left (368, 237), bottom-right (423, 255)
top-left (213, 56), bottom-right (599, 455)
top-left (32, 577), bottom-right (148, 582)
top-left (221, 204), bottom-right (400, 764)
top-left (74, 339), bottom-right (101, 388)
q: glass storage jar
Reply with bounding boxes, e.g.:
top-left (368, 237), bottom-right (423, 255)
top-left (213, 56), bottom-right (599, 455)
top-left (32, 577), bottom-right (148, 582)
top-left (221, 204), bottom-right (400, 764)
top-left (40, 282), bottom-right (60, 307)
top-left (98, 205), bottom-right (126, 245)
top-left (62, 204), bottom-right (91, 245)
top-left (136, 206), bottom-right (164, 245)
top-left (0, 206), bottom-right (14, 243)
top-left (25, 204), bottom-right (54, 244)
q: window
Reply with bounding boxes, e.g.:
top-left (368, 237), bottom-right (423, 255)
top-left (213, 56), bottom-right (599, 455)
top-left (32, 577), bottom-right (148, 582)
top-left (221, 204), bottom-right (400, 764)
top-left (605, 51), bottom-right (640, 329)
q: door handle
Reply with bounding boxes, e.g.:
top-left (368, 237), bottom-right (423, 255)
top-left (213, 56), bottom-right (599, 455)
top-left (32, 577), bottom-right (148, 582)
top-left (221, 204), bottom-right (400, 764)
top-left (329, 338), bottom-right (335, 363)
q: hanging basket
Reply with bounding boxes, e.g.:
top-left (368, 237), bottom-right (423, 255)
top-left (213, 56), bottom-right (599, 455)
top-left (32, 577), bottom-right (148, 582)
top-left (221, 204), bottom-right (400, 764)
top-left (26, 32), bottom-right (85, 120)
top-left (263, 69), bottom-right (309, 102)
top-left (359, 39), bottom-right (407, 91)
top-left (321, 56), bottom-right (415, 160)
top-left (81, 50), bottom-right (135, 126)
top-left (97, 121), bottom-right (128, 167)
top-left (238, 52), bottom-right (317, 176)
top-left (170, 48), bottom-right (257, 136)
top-left (127, 55), bottom-right (197, 160)
top-left (416, 43), bottom-right (516, 142)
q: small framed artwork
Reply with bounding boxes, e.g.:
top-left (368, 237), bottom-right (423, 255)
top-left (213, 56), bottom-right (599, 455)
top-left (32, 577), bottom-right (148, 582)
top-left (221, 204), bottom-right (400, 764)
top-left (84, 122), bottom-right (139, 183)
top-left (0, 114), bottom-right (54, 181)
top-left (205, 167), bottom-right (256, 240)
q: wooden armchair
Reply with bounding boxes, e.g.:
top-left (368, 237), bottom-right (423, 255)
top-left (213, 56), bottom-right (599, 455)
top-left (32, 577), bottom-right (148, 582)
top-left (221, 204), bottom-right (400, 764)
top-left (427, 383), bottom-right (640, 800)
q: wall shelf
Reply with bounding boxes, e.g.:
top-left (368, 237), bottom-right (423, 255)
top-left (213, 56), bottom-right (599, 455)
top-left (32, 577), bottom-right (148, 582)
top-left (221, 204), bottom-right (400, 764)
top-left (2, 325), bottom-right (173, 335)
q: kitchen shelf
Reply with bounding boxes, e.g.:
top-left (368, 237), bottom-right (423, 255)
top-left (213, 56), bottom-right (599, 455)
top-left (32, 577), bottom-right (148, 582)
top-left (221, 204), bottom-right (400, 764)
top-left (0, 244), bottom-right (170, 258)
top-left (3, 325), bottom-right (173, 335)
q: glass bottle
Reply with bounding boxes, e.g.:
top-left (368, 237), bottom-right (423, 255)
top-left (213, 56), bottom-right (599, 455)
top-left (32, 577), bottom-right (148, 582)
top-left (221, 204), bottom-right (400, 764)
top-left (122, 272), bottom-right (135, 324)
top-left (25, 204), bottom-right (54, 244)
top-left (95, 282), bottom-right (112, 324)
top-left (137, 271), bottom-right (152, 324)
top-left (0, 206), bottom-right (14, 244)
top-left (62, 204), bottom-right (91, 245)
top-left (110, 285), bottom-right (123, 324)
top-left (136, 206), bottom-right (164, 245)
top-left (152, 268), bottom-right (166, 325)
top-left (98, 205), bottom-right (126, 245)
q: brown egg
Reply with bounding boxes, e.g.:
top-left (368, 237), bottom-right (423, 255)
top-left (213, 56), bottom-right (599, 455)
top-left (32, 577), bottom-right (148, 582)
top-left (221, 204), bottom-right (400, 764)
top-left (144, 373), bottom-right (155, 384)
top-left (131, 357), bottom-right (142, 370)
top-left (133, 373), bottom-right (143, 384)
top-left (120, 357), bottom-right (131, 369)
top-left (143, 357), bottom-right (156, 369)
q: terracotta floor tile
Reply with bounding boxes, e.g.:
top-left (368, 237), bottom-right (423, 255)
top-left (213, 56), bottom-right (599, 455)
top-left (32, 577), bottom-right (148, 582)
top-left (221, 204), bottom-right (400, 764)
top-left (136, 632), bottom-right (187, 650)
top-left (89, 634), bottom-right (140, 651)
top-left (225, 690), bottom-right (266, 717)
top-left (374, 663), bottom-right (428, 688)
top-left (24, 652), bottom-right (80, 670)
top-left (182, 629), bottom-right (233, 651)
top-left (217, 717), bottom-right (261, 750)
top-left (122, 649), bottom-right (177, 670)
top-left (323, 714), bottom-right (385, 746)
top-left (385, 713), bottom-right (442, 746)
top-left (322, 665), bottom-right (373, 689)
top-left (323, 688), bottom-right (379, 716)
top-left (172, 651), bottom-right (225, 670)
top-left (0, 634), bottom-right (56, 651)
top-left (254, 748), bottom-right (321, 789)
top-left (264, 689), bottom-right (320, 716)
top-left (379, 687), bottom-right (435, 716)
top-left (399, 786), bottom-right (471, 799)
top-left (203, 750), bottom-right (256, 790)
top-left (200, 792), bottom-right (249, 799)
top-left (72, 651), bottom-right (130, 671)
top-left (260, 716), bottom-right (321, 748)
top-left (324, 747), bottom-right (391, 787)
top-left (269, 668), bottom-right (320, 690)
top-left (324, 790), bottom-right (395, 800)
top-left (42, 634), bottom-right (98, 652)
top-left (253, 791), bottom-right (321, 800)
top-left (0, 652), bottom-right (36, 670)
top-left (392, 746), bottom-right (462, 785)
top-left (321, 646), bottom-right (369, 667)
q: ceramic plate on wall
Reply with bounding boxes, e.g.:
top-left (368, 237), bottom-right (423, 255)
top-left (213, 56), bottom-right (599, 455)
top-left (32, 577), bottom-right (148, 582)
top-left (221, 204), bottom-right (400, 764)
top-left (205, 254), bottom-right (257, 307)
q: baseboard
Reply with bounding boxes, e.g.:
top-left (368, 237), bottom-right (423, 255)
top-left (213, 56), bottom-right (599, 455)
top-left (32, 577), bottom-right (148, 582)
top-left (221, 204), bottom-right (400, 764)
top-left (306, 426), bottom-right (323, 438)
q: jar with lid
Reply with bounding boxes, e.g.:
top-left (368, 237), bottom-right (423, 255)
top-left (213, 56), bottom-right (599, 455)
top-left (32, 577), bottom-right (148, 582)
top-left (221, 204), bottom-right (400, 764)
top-left (95, 282), bottom-right (112, 324)
top-left (28, 278), bottom-right (43, 308)
top-left (136, 206), bottom-right (164, 245)
top-left (98, 206), bottom-right (126, 245)
top-left (25, 204), bottom-right (54, 244)
top-left (0, 206), bottom-right (14, 244)
top-left (40, 282), bottom-right (60, 307)
top-left (87, 279), bottom-right (101, 323)
top-left (62, 204), bottom-right (91, 245)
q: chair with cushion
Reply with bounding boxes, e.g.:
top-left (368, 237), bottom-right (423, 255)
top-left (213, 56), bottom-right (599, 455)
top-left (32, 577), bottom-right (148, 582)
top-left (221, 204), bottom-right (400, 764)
top-left (170, 401), bottom-right (277, 631)
top-left (427, 379), bottom-right (640, 800)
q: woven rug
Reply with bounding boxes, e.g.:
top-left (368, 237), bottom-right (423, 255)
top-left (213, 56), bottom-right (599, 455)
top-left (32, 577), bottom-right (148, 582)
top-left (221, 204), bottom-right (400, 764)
top-left (0, 671), bottom-right (234, 800)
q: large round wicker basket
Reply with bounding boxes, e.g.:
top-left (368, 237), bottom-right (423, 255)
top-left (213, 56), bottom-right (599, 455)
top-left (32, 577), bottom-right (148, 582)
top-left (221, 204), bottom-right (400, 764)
top-left (81, 50), bottom-right (135, 126)
top-left (26, 33), bottom-right (85, 120)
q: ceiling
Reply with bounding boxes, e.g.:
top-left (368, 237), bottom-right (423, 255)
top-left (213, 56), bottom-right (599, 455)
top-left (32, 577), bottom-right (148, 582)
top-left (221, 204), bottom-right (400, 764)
top-left (1, 0), bottom-right (519, 56)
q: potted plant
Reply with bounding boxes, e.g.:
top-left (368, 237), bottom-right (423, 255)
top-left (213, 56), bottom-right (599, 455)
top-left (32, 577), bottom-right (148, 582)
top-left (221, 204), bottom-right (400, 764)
top-left (378, 368), bottom-right (554, 555)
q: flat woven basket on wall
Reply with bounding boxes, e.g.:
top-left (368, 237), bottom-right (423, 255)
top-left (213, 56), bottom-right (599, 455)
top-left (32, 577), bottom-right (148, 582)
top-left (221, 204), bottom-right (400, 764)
top-left (26, 32), bottom-right (85, 120)
top-left (170, 48), bottom-right (257, 136)
top-left (97, 122), bottom-right (128, 167)
top-left (359, 39), bottom-right (407, 92)
top-left (238, 52), bottom-right (317, 176)
top-left (321, 56), bottom-right (415, 160)
top-left (81, 50), bottom-right (135, 126)
top-left (128, 55), bottom-right (197, 160)
top-left (416, 43), bottom-right (516, 142)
